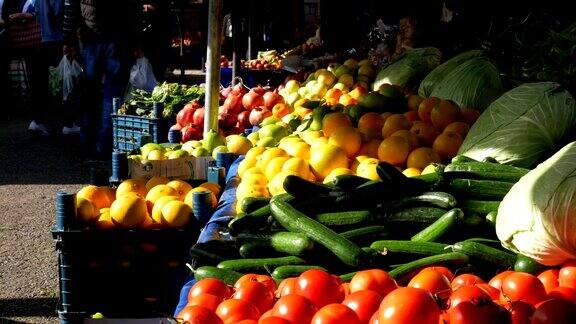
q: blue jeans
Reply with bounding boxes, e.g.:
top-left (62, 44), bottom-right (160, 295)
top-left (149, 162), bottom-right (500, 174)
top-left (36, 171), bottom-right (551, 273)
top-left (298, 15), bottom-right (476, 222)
top-left (81, 41), bottom-right (129, 154)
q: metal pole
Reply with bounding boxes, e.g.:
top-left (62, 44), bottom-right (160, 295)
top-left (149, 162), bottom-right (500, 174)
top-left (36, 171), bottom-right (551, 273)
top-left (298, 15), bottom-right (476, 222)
top-left (204, 0), bottom-right (223, 133)
top-left (231, 3), bottom-right (241, 82)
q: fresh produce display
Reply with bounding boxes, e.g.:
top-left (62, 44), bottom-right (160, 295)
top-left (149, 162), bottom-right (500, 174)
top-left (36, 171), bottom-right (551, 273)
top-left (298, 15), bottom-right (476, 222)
top-left (74, 178), bottom-right (221, 230)
top-left (118, 82), bottom-right (205, 119)
top-left (242, 50), bottom-right (284, 70)
top-left (128, 142), bottom-right (197, 161)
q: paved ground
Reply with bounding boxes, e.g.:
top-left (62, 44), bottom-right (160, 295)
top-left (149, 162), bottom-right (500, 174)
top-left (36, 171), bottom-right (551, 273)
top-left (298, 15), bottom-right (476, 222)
top-left (0, 116), bottom-right (109, 323)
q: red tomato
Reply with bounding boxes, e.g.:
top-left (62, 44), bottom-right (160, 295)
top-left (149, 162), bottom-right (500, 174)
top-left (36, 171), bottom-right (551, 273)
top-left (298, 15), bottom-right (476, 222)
top-left (349, 269), bottom-right (397, 297)
top-left (311, 303), bottom-right (361, 324)
top-left (559, 261), bottom-right (576, 289)
top-left (276, 277), bottom-right (298, 298)
top-left (537, 269), bottom-right (559, 294)
top-left (295, 269), bottom-right (345, 308)
top-left (258, 309), bottom-right (274, 321)
top-left (506, 301), bottom-right (534, 324)
top-left (408, 269), bottom-right (452, 299)
top-left (215, 299), bottom-right (260, 324)
top-left (272, 294), bottom-right (317, 323)
top-left (439, 311), bottom-right (450, 324)
top-left (422, 266), bottom-right (456, 281)
top-left (501, 272), bottom-right (547, 305)
top-left (177, 305), bottom-right (223, 324)
top-left (232, 281), bottom-right (275, 314)
top-left (489, 271), bottom-right (515, 291)
top-left (531, 298), bottom-right (576, 324)
top-left (448, 285), bottom-right (492, 309)
top-left (452, 274), bottom-right (485, 291)
top-left (477, 283), bottom-right (501, 300)
top-left (342, 282), bottom-right (351, 296)
top-left (235, 273), bottom-right (277, 293)
top-left (378, 287), bottom-right (440, 324)
top-left (189, 278), bottom-right (231, 300)
top-left (342, 290), bottom-right (383, 323)
top-left (235, 321), bottom-right (258, 324)
top-left (369, 311), bottom-right (379, 324)
top-left (548, 286), bottom-right (576, 303)
top-left (187, 293), bottom-right (222, 311)
top-left (448, 300), bottom-right (511, 324)
top-left (258, 316), bottom-right (291, 324)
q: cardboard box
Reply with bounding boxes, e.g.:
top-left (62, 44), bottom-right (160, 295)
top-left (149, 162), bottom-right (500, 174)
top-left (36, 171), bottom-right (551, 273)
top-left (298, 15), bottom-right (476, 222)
top-left (128, 156), bottom-right (213, 180)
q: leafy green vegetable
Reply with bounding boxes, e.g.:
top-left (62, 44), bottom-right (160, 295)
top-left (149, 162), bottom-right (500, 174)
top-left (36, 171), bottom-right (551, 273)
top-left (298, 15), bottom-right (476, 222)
top-left (373, 47), bottom-right (442, 91)
top-left (459, 82), bottom-right (576, 168)
top-left (429, 57), bottom-right (503, 111)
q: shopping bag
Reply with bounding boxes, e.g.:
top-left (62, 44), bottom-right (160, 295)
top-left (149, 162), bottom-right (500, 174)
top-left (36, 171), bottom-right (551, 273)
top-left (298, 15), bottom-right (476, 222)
top-left (129, 57), bottom-right (157, 92)
top-left (56, 56), bottom-right (84, 101)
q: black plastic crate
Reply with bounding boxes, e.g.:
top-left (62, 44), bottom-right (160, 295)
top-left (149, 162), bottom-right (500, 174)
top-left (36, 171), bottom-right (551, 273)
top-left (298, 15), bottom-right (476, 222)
top-left (111, 113), bottom-right (173, 153)
top-left (52, 192), bottom-right (199, 322)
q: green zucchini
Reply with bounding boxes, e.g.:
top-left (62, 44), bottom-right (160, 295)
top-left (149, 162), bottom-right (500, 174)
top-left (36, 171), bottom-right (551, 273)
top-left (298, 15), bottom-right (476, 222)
top-left (314, 210), bottom-right (371, 227)
top-left (388, 252), bottom-right (469, 279)
top-left (283, 175), bottom-right (333, 199)
top-left (411, 208), bottom-right (463, 242)
top-left (514, 254), bottom-right (548, 274)
top-left (377, 162), bottom-right (407, 182)
top-left (379, 192), bottom-right (457, 210)
top-left (217, 256), bottom-right (306, 272)
top-left (451, 155), bottom-right (479, 163)
top-left (271, 265), bottom-right (327, 280)
top-left (241, 197), bottom-right (271, 214)
top-left (451, 241), bottom-right (516, 269)
top-left (236, 232), bottom-right (315, 256)
top-left (444, 162), bottom-right (528, 182)
top-left (239, 242), bottom-right (282, 258)
top-left (383, 207), bottom-right (448, 225)
top-left (413, 172), bottom-right (440, 185)
top-left (459, 200), bottom-right (500, 214)
top-left (192, 266), bottom-right (243, 285)
top-left (228, 193), bottom-right (293, 235)
top-left (340, 225), bottom-right (389, 243)
top-left (271, 199), bottom-right (369, 267)
top-left (370, 240), bottom-right (450, 256)
top-left (331, 174), bottom-right (372, 190)
top-left (448, 179), bottom-right (514, 200)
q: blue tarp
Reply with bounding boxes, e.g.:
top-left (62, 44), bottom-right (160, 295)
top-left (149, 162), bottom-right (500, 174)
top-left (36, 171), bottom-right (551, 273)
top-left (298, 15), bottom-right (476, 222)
top-left (173, 155), bottom-right (244, 316)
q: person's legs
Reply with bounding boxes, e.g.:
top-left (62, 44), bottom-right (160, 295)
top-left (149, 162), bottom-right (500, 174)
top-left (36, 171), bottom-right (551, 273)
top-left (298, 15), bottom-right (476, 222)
top-left (80, 41), bottom-right (105, 152)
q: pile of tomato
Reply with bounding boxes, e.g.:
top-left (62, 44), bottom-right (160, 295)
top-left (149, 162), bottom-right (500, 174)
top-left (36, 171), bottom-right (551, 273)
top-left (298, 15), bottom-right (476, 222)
top-left (177, 262), bottom-right (576, 324)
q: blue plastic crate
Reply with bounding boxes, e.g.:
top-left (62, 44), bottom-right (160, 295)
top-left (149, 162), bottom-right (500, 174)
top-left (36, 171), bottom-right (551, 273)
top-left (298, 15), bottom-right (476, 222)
top-left (112, 114), bottom-right (172, 152)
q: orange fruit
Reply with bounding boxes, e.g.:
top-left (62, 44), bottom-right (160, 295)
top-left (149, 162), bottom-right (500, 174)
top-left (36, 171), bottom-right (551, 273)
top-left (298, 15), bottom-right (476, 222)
top-left (322, 112), bottom-right (353, 137)
top-left (151, 195), bottom-right (179, 223)
top-left (146, 176), bottom-right (170, 191)
top-left (166, 180), bottom-right (193, 201)
top-left (358, 139), bottom-right (381, 158)
top-left (309, 143), bottom-right (349, 180)
top-left (77, 185), bottom-right (114, 210)
top-left (406, 147), bottom-right (442, 170)
top-left (339, 93), bottom-right (357, 107)
top-left (418, 97), bottom-right (441, 123)
top-left (199, 182), bottom-right (222, 198)
top-left (358, 112), bottom-right (384, 140)
top-left (272, 103), bottom-right (290, 118)
top-left (139, 215), bottom-right (157, 229)
top-left (404, 110), bottom-right (420, 122)
top-left (356, 158), bottom-right (381, 180)
top-left (161, 200), bottom-right (192, 228)
top-left (377, 136), bottom-right (411, 166)
top-left (381, 112), bottom-right (393, 123)
top-left (95, 208), bottom-right (115, 230)
top-left (403, 168), bottom-right (422, 177)
top-left (391, 129), bottom-right (419, 150)
top-left (444, 121), bottom-right (470, 138)
top-left (407, 95), bottom-right (424, 111)
top-left (109, 194), bottom-right (148, 228)
top-left (323, 167), bottom-right (355, 184)
top-left (116, 179), bottom-right (147, 199)
top-left (433, 132), bottom-right (464, 161)
top-left (430, 99), bottom-right (460, 130)
top-left (76, 197), bottom-right (99, 223)
top-left (281, 157), bottom-right (311, 180)
top-left (328, 127), bottom-right (362, 158)
top-left (282, 141), bottom-right (311, 160)
top-left (324, 88), bottom-right (343, 101)
top-left (350, 155), bottom-right (371, 173)
top-left (459, 107), bottom-right (481, 125)
top-left (145, 184), bottom-right (178, 211)
top-left (381, 114), bottom-right (412, 138)
top-left (100, 187), bottom-right (116, 207)
top-left (265, 156), bottom-right (291, 180)
top-left (410, 121), bottom-right (439, 147)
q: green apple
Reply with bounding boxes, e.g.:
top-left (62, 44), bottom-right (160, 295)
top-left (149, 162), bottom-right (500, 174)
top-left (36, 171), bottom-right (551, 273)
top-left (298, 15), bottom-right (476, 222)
top-left (284, 80), bottom-right (300, 94)
top-left (191, 147), bottom-right (210, 157)
top-left (147, 149), bottom-right (165, 161)
top-left (247, 131), bottom-right (260, 145)
top-left (168, 149), bottom-right (189, 159)
top-left (256, 136), bottom-right (276, 148)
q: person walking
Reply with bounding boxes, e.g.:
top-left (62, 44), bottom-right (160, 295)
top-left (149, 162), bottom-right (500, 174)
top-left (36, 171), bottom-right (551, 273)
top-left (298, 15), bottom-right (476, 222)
top-left (63, 0), bottom-right (140, 158)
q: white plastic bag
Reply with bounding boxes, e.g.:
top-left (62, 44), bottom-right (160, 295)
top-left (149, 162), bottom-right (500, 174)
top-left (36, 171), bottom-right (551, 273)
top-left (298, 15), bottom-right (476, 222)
top-left (56, 56), bottom-right (84, 101)
top-left (129, 57), bottom-right (157, 92)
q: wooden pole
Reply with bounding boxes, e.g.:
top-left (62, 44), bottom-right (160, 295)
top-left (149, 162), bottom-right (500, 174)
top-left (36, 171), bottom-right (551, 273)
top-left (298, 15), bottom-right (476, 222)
top-left (204, 0), bottom-right (223, 133)
top-left (231, 2), bottom-right (241, 82)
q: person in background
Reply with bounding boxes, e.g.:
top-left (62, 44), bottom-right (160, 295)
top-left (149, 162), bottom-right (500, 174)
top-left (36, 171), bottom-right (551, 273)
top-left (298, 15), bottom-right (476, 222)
top-left (63, 0), bottom-right (140, 158)
top-left (138, 1), bottom-right (171, 82)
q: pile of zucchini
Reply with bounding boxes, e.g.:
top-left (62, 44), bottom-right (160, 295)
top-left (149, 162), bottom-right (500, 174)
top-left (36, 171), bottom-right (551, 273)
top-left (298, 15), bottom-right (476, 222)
top-left (190, 157), bottom-right (543, 285)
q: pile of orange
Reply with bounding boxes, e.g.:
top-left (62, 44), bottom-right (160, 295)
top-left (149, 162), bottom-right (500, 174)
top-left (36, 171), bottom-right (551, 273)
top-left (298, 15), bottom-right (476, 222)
top-left (75, 178), bottom-right (221, 230)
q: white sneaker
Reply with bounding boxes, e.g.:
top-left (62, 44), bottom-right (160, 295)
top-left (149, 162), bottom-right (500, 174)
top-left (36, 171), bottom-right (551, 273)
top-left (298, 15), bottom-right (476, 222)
top-left (28, 121), bottom-right (50, 136)
top-left (62, 124), bottom-right (81, 135)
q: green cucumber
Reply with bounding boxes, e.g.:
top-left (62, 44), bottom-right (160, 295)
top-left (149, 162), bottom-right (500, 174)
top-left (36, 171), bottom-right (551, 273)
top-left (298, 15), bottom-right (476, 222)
top-left (444, 162), bottom-right (528, 182)
top-left (459, 200), bottom-right (500, 214)
top-left (411, 208), bottom-right (463, 242)
top-left (239, 242), bottom-right (282, 258)
top-left (340, 225), bottom-right (389, 243)
top-left (192, 266), bottom-right (244, 285)
top-left (383, 207), bottom-right (448, 225)
top-left (448, 179), bottom-right (514, 200)
top-left (451, 155), bottom-right (479, 163)
top-left (241, 197), bottom-right (271, 214)
top-left (271, 199), bottom-right (369, 267)
top-left (389, 252), bottom-right (469, 279)
top-left (451, 241), bottom-right (516, 269)
top-left (217, 256), bottom-right (306, 272)
top-left (377, 162), bottom-right (407, 182)
top-left (413, 172), bottom-right (440, 185)
top-left (514, 254), bottom-right (548, 274)
top-left (271, 265), bottom-right (327, 280)
top-left (283, 175), bottom-right (333, 199)
top-left (314, 210), bottom-right (371, 227)
top-left (228, 193), bottom-right (293, 235)
top-left (379, 192), bottom-right (457, 210)
top-left (236, 232), bottom-right (315, 256)
top-left (370, 240), bottom-right (449, 256)
top-left (331, 174), bottom-right (372, 190)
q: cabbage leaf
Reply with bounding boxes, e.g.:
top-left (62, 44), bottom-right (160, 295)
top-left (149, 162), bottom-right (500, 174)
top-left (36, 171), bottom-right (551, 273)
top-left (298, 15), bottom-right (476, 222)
top-left (373, 47), bottom-right (442, 91)
top-left (459, 82), bottom-right (576, 168)
top-left (419, 50), bottom-right (484, 97)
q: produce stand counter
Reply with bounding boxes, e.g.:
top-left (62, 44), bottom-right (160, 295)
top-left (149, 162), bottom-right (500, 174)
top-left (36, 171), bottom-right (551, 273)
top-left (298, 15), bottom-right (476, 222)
top-left (174, 155), bottom-right (244, 316)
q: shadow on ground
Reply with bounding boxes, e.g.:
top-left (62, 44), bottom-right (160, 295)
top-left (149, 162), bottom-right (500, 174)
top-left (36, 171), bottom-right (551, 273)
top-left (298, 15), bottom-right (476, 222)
top-left (0, 297), bottom-right (58, 318)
